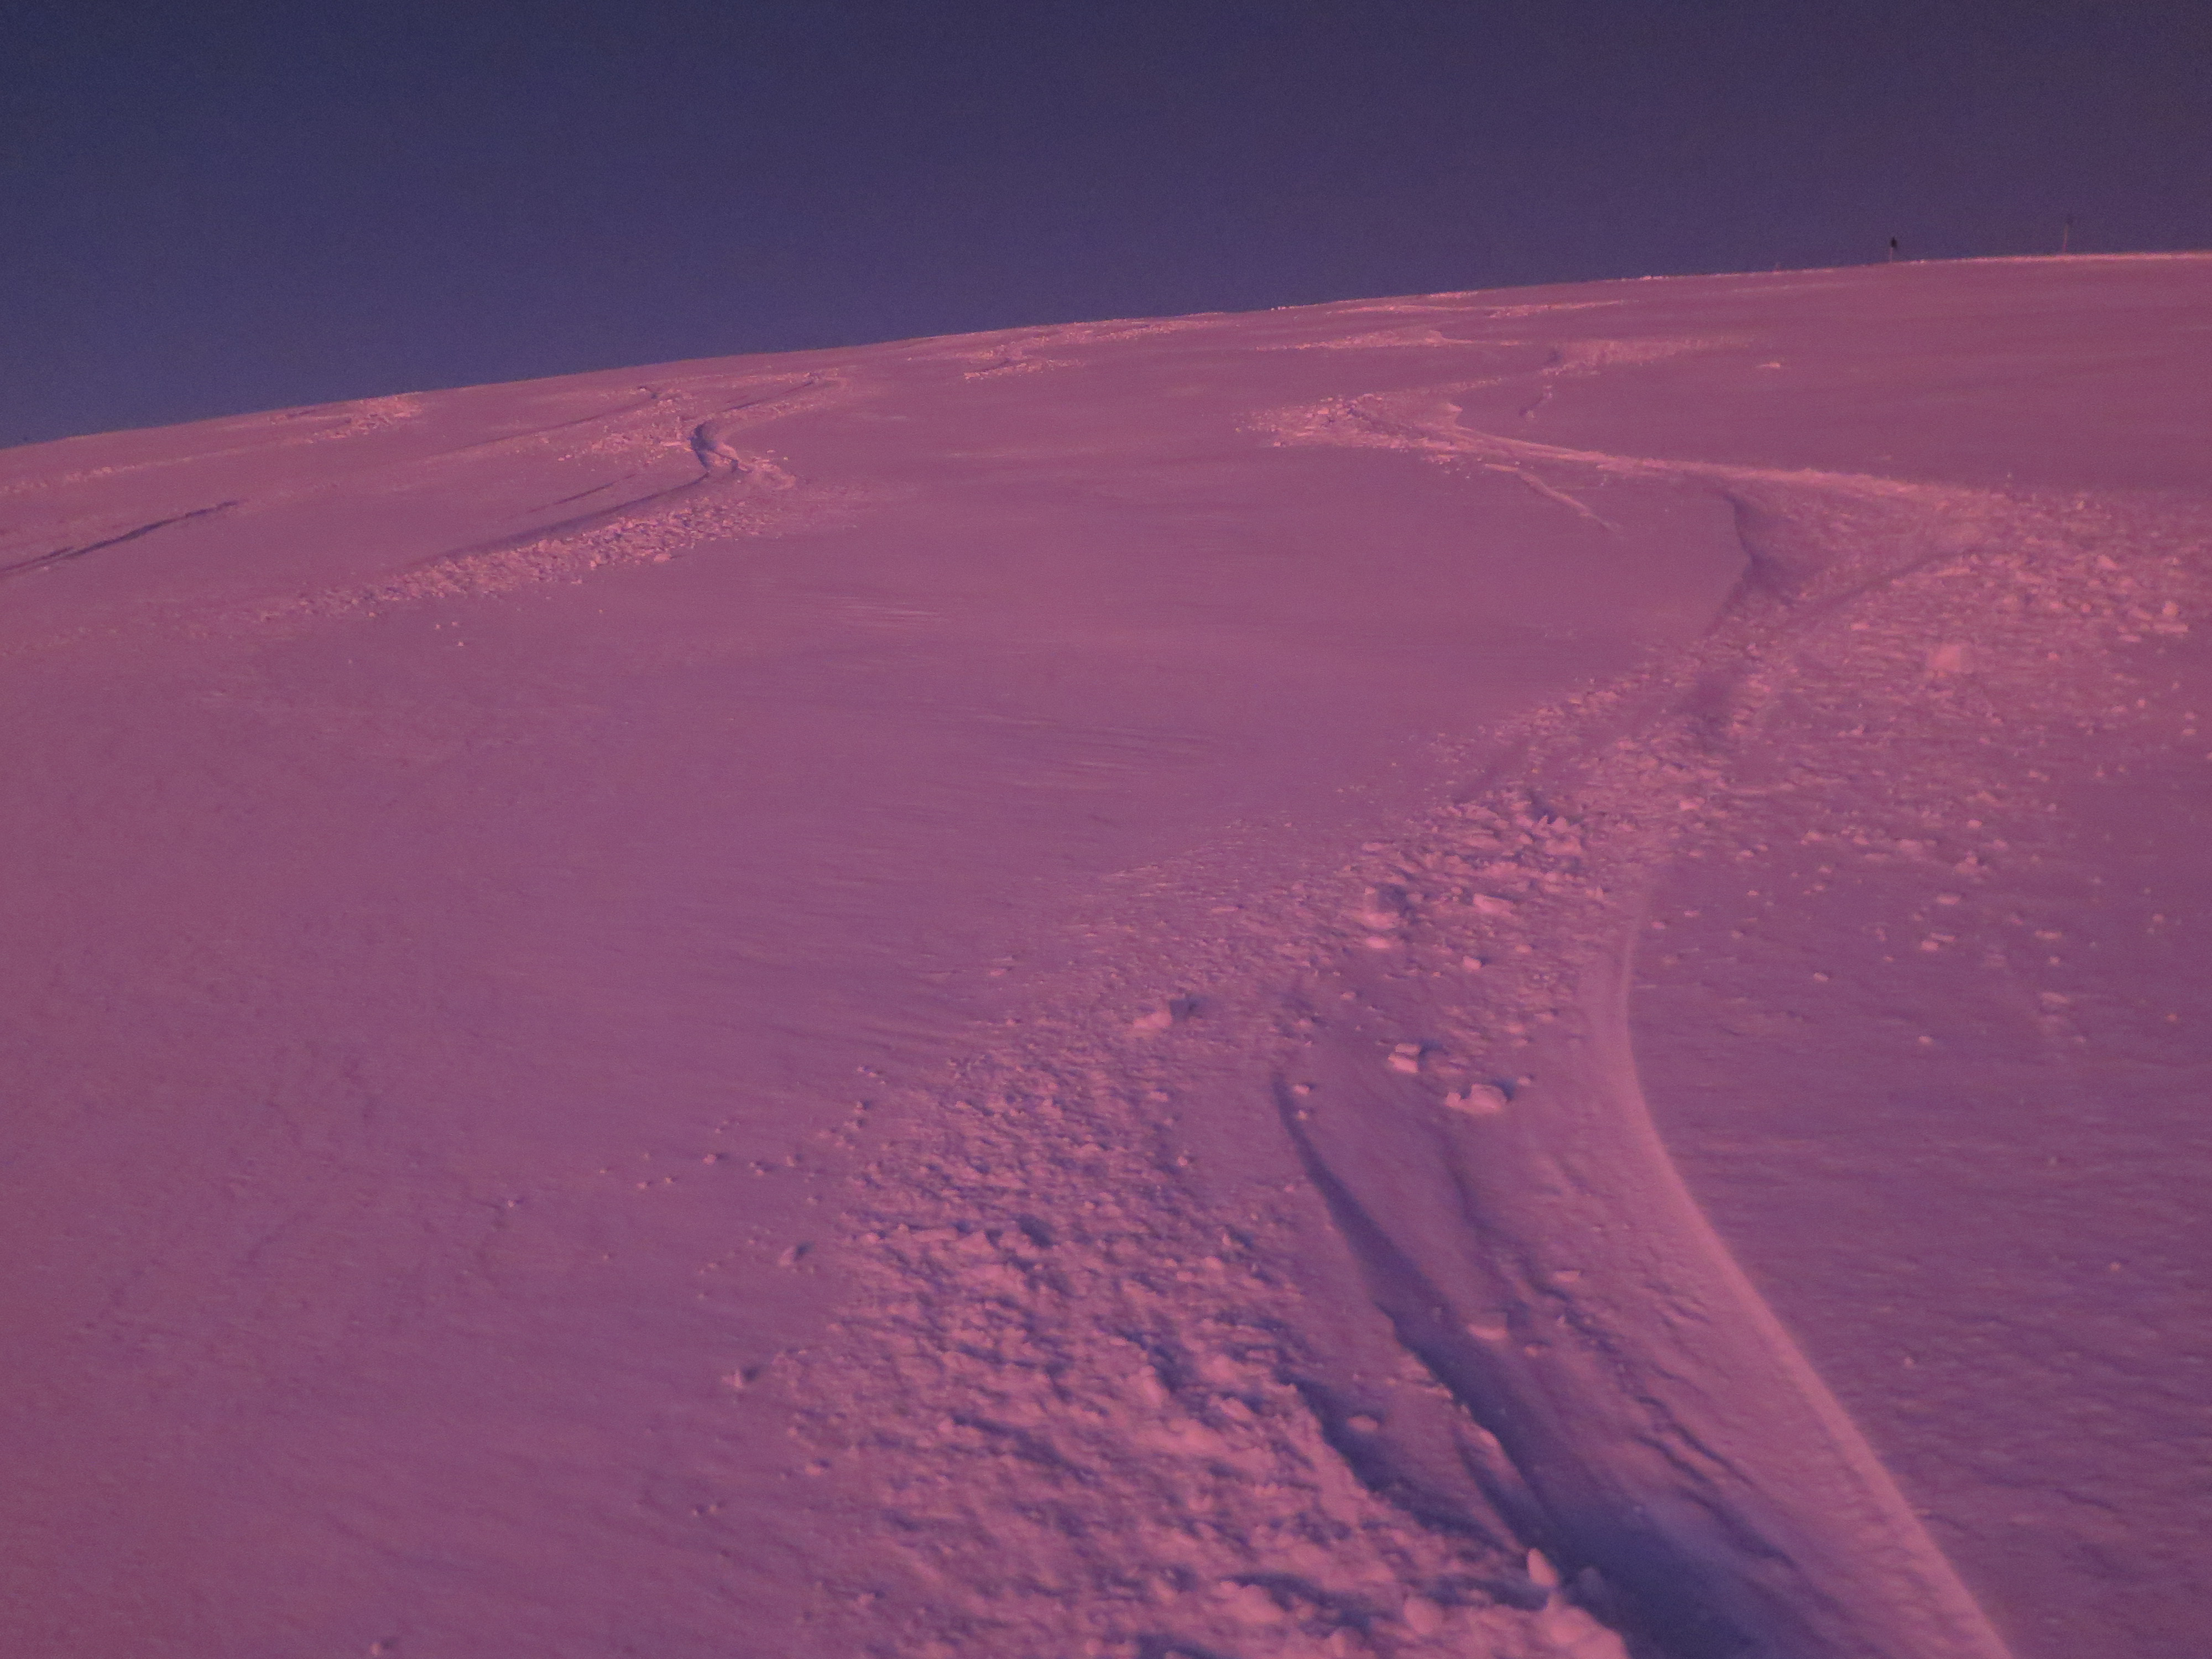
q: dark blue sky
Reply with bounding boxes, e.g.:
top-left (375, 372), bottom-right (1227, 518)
top-left (5, 0), bottom-right (2207, 446)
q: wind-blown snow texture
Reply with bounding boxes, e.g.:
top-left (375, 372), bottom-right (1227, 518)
top-left (3, 257), bottom-right (2206, 1659)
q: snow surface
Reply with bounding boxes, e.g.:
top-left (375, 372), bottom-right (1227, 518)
top-left (2, 255), bottom-right (2207, 1659)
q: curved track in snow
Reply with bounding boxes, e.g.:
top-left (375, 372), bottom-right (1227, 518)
top-left (1261, 404), bottom-right (2023, 1657)
top-left (817, 414), bottom-right (2044, 1657)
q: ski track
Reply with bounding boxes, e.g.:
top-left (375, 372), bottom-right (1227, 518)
top-left (0, 499), bottom-right (243, 581)
top-left (0, 371), bottom-right (858, 645)
top-left (228, 372), bottom-right (863, 627)
top-left (791, 396), bottom-right (2203, 1657)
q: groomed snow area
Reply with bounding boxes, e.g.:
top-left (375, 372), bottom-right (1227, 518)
top-left (2, 255), bottom-right (2206, 1659)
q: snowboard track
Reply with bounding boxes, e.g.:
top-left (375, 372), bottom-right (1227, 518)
top-left (799, 399), bottom-right (2206, 1658)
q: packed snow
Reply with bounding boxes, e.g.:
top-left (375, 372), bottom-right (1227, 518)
top-left (2, 254), bottom-right (2206, 1659)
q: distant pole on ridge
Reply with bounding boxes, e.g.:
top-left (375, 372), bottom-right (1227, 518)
top-left (1888, 236), bottom-right (1900, 262)
top-left (2060, 215), bottom-right (2074, 254)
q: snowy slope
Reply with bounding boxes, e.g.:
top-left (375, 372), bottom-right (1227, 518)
top-left (2, 255), bottom-right (2206, 1659)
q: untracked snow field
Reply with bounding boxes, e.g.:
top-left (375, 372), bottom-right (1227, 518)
top-left (2, 256), bottom-right (2206, 1659)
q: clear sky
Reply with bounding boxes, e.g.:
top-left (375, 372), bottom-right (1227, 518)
top-left (4, 0), bottom-right (2207, 446)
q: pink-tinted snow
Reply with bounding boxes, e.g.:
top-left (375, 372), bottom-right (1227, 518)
top-left (1, 255), bottom-right (2205, 1659)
